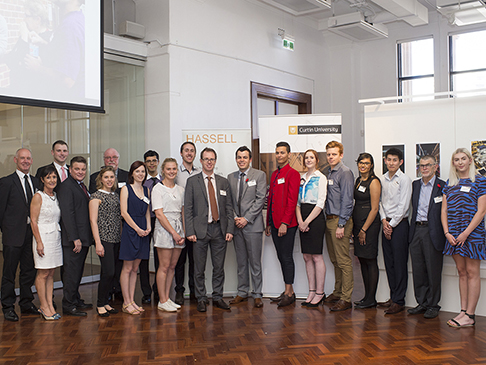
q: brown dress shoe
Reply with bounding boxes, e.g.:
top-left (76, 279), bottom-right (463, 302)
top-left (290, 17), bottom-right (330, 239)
top-left (377, 299), bottom-right (392, 308)
top-left (271, 292), bottom-right (285, 302)
top-left (229, 296), bottom-right (248, 304)
top-left (330, 299), bottom-right (352, 312)
top-left (323, 294), bottom-right (340, 303)
top-left (254, 298), bottom-right (263, 308)
top-left (384, 302), bottom-right (404, 314)
top-left (277, 293), bottom-right (296, 307)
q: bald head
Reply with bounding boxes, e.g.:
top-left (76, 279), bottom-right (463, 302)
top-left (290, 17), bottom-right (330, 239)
top-left (103, 148), bottom-right (120, 170)
top-left (14, 148), bottom-right (33, 174)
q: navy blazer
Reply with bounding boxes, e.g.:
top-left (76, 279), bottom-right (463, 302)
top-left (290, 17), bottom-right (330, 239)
top-left (409, 176), bottom-right (446, 251)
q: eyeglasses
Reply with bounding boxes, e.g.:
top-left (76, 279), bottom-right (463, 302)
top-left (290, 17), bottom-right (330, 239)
top-left (419, 163), bottom-right (434, 169)
top-left (104, 156), bottom-right (119, 160)
top-left (358, 161), bottom-right (371, 166)
top-left (201, 158), bottom-right (216, 163)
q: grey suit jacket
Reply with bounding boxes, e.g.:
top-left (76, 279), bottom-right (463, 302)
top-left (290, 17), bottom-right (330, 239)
top-left (184, 172), bottom-right (234, 239)
top-left (227, 167), bottom-right (266, 233)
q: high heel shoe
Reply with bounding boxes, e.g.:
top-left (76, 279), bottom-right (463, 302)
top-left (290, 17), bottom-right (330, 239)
top-left (301, 290), bottom-right (316, 307)
top-left (97, 307), bottom-right (110, 317)
top-left (39, 308), bottom-right (59, 320)
top-left (105, 306), bottom-right (119, 314)
top-left (307, 293), bottom-right (326, 308)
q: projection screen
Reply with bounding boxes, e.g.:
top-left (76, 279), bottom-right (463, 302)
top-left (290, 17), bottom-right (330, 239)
top-left (0, 0), bottom-right (103, 113)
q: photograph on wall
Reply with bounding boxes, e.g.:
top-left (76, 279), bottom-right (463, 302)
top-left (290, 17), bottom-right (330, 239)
top-left (382, 144), bottom-right (405, 174)
top-left (416, 143), bottom-right (440, 177)
top-left (472, 140), bottom-right (486, 176)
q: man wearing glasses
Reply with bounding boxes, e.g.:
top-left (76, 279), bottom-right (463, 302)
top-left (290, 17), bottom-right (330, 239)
top-left (184, 147), bottom-right (234, 312)
top-left (408, 155), bottom-right (445, 319)
top-left (89, 148), bottom-right (129, 194)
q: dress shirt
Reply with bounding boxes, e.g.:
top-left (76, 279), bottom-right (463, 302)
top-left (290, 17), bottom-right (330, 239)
top-left (237, 168), bottom-right (250, 199)
top-left (16, 169), bottom-right (34, 201)
top-left (298, 170), bottom-right (327, 209)
top-left (202, 171), bottom-right (219, 223)
top-left (325, 161), bottom-right (354, 226)
top-left (54, 161), bottom-right (68, 181)
top-left (379, 169), bottom-right (412, 228)
top-left (416, 175), bottom-right (436, 222)
top-left (144, 173), bottom-right (162, 218)
top-left (175, 164), bottom-right (200, 189)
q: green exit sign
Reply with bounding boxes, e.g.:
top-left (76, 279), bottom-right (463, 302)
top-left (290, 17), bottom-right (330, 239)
top-left (283, 38), bottom-right (294, 51)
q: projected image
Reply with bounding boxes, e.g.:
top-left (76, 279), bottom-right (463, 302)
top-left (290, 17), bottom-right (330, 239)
top-left (472, 140), bottom-right (486, 176)
top-left (0, 0), bottom-right (101, 111)
top-left (382, 144), bottom-right (405, 174)
top-left (416, 143), bottom-right (440, 177)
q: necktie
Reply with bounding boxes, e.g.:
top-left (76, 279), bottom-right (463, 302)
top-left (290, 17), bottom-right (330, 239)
top-left (80, 181), bottom-right (89, 199)
top-left (207, 176), bottom-right (219, 222)
top-left (151, 177), bottom-right (158, 190)
top-left (61, 167), bottom-right (67, 182)
top-left (238, 172), bottom-right (245, 214)
top-left (24, 175), bottom-right (33, 205)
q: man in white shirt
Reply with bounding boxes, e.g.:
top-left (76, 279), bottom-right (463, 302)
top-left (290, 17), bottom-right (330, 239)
top-left (378, 148), bottom-right (412, 314)
top-left (36, 140), bottom-right (69, 189)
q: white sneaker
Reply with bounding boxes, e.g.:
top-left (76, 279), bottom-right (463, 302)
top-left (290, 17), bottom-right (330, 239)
top-left (158, 301), bottom-right (177, 312)
top-left (168, 299), bottom-right (181, 309)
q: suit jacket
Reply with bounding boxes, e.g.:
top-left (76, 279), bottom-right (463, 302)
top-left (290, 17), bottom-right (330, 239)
top-left (266, 163), bottom-right (300, 228)
top-left (409, 177), bottom-right (446, 251)
top-left (0, 171), bottom-right (39, 247)
top-left (58, 176), bottom-right (93, 247)
top-left (89, 167), bottom-right (129, 194)
top-left (227, 167), bottom-right (266, 233)
top-left (35, 162), bottom-right (69, 190)
top-left (184, 173), bottom-right (235, 239)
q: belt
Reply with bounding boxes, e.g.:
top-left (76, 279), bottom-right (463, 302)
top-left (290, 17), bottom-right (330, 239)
top-left (209, 220), bottom-right (220, 225)
top-left (326, 214), bottom-right (339, 220)
top-left (415, 221), bottom-right (428, 226)
top-left (386, 218), bottom-right (407, 224)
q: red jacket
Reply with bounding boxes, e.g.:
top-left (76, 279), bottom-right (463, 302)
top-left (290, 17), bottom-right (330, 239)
top-left (266, 163), bottom-right (300, 228)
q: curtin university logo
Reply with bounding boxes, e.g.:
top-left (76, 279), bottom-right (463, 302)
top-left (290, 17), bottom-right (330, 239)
top-left (289, 125), bottom-right (341, 135)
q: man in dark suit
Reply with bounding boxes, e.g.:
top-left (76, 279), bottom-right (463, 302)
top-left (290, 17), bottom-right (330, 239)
top-left (227, 146), bottom-right (266, 308)
top-left (88, 147), bottom-right (129, 194)
top-left (58, 156), bottom-right (93, 316)
top-left (408, 155), bottom-right (445, 319)
top-left (35, 140), bottom-right (70, 188)
top-left (184, 147), bottom-right (234, 312)
top-left (0, 148), bottom-right (39, 321)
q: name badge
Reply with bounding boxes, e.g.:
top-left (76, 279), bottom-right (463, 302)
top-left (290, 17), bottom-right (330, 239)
top-left (328, 180), bottom-right (334, 185)
top-left (278, 178), bottom-right (285, 184)
top-left (358, 186), bottom-right (366, 193)
top-left (460, 186), bottom-right (471, 193)
top-left (143, 196), bottom-right (150, 204)
top-left (434, 196), bottom-right (442, 203)
top-left (248, 180), bottom-right (256, 187)
top-left (220, 190), bottom-right (227, 196)
top-left (118, 182), bottom-right (126, 188)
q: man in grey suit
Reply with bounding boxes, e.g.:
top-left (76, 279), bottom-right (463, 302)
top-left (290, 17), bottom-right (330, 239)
top-left (184, 147), bottom-right (234, 312)
top-left (227, 146), bottom-right (266, 308)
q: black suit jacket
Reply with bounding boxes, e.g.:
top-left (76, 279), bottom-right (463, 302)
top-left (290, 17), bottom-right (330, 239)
top-left (0, 171), bottom-right (39, 247)
top-left (57, 176), bottom-right (93, 247)
top-left (409, 177), bottom-right (446, 251)
top-left (89, 168), bottom-right (129, 194)
top-left (35, 162), bottom-right (69, 191)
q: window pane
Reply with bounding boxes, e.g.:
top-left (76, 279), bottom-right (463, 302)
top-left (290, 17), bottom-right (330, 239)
top-left (400, 77), bottom-right (434, 101)
top-left (451, 30), bottom-right (486, 72)
top-left (452, 71), bottom-right (486, 96)
top-left (399, 38), bottom-right (434, 77)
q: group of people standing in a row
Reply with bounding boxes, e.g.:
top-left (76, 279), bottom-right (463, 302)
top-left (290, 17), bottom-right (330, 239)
top-left (1, 139), bottom-right (484, 329)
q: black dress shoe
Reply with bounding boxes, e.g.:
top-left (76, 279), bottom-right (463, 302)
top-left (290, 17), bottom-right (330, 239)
top-left (4, 310), bottom-right (19, 322)
top-left (407, 304), bottom-right (427, 315)
top-left (175, 292), bottom-right (184, 306)
top-left (197, 301), bottom-right (207, 312)
top-left (424, 307), bottom-right (440, 319)
top-left (21, 305), bottom-right (39, 315)
top-left (213, 299), bottom-right (231, 310)
top-left (64, 308), bottom-right (87, 317)
top-left (190, 293), bottom-right (197, 303)
top-left (354, 301), bottom-right (377, 309)
top-left (141, 296), bottom-right (152, 304)
top-left (76, 302), bottom-right (93, 310)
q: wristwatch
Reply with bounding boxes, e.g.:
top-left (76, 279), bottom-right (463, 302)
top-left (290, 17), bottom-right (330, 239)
top-left (337, 223), bottom-right (344, 228)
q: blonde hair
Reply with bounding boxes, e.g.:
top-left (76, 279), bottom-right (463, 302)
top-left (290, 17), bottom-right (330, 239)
top-left (161, 158), bottom-right (178, 179)
top-left (448, 148), bottom-right (476, 186)
top-left (96, 166), bottom-right (118, 192)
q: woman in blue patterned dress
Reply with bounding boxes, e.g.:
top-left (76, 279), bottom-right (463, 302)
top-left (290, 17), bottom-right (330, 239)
top-left (441, 148), bottom-right (486, 328)
top-left (296, 149), bottom-right (327, 307)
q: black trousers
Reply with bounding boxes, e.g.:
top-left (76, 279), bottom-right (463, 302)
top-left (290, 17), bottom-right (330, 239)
top-left (97, 241), bottom-right (119, 307)
top-left (1, 225), bottom-right (36, 312)
top-left (382, 219), bottom-right (409, 306)
top-left (174, 238), bottom-right (195, 294)
top-left (62, 244), bottom-right (89, 311)
top-left (139, 216), bottom-right (159, 297)
top-left (270, 223), bottom-right (297, 285)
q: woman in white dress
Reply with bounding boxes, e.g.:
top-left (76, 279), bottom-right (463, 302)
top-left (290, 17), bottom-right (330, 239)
top-left (31, 165), bottom-right (62, 320)
top-left (152, 158), bottom-right (185, 312)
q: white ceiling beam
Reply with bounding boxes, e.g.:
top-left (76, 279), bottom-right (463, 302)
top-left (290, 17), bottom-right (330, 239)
top-left (371, 0), bottom-right (428, 26)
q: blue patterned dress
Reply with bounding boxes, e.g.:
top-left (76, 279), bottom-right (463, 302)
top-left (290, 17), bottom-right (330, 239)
top-left (443, 175), bottom-right (486, 260)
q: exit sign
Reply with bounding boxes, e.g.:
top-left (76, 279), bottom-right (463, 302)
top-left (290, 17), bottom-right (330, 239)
top-left (283, 38), bottom-right (294, 51)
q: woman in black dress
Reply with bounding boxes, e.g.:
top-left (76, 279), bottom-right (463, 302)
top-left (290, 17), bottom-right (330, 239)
top-left (352, 153), bottom-right (381, 309)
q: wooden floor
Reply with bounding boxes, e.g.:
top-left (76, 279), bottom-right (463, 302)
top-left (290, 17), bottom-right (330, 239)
top-left (1, 282), bottom-right (486, 365)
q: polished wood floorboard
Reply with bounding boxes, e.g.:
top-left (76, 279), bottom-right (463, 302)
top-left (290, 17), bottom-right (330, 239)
top-left (1, 281), bottom-right (486, 365)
